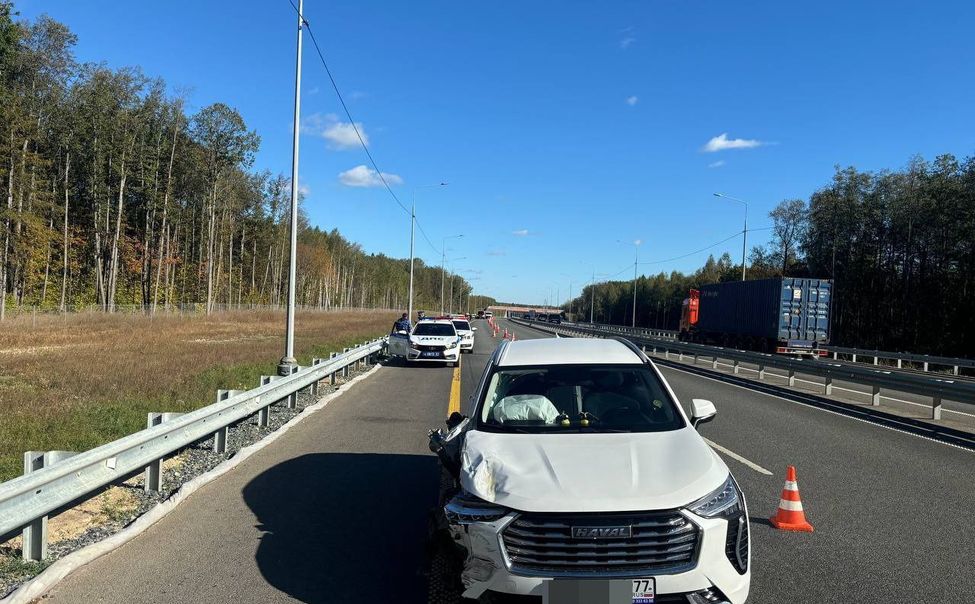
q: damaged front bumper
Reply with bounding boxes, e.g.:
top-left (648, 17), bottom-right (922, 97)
top-left (445, 509), bottom-right (749, 603)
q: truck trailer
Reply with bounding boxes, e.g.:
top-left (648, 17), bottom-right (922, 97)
top-left (680, 277), bottom-right (832, 355)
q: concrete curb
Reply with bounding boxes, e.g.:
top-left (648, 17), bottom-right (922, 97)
top-left (1, 365), bottom-right (383, 604)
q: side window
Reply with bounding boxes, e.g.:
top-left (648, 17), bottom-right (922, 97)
top-left (467, 358), bottom-right (494, 416)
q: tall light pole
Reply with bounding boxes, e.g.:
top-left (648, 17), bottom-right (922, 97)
top-left (446, 257), bottom-right (467, 313)
top-left (617, 239), bottom-right (641, 328)
top-left (714, 193), bottom-right (748, 281)
top-left (408, 183), bottom-right (447, 322)
top-left (440, 234), bottom-right (463, 313)
top-left (589, 268), bottom-right (596, 323)
top-left (279, 0), bottom-right (304, 376)
top-left (560, 273), bottom-right (573, 315)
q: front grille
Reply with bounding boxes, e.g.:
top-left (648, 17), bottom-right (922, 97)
top-left (416, 344), bottom-right (444, 352)
top-left (501, 511), bottom-right (699, 577)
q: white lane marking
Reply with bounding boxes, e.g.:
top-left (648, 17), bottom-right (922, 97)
top-left (660, 364), bottom-right (975, 453)
top-left (702, 437), bottom-right (773, 475)
top-left (701, 360), bottom-right (974, 418)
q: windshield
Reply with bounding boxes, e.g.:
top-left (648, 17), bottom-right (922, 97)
top-left (477, 365), bottom-right (684, 433)
top-left (452, 320), bottom-right (471, 332)
top-left (413, 323), bottom-right (456, 337)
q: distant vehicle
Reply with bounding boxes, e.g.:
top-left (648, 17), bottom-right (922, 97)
top-left (387, 319), bottom-right (461, 366)
top-left (476, 310), bottom-right (485, 319)
top-left (547, 313), bottom-right (562, 324)
top-left (536, 313), bottom-right (548, 322)
top-left (427, 337), bottom-right (749, 602)
top-left (680, 277), bottom-right (832, 355)
top-left (484, 311), bottom-right (493, 319)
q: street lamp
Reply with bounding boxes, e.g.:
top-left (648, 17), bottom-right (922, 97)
top-left (279, 0), bottom-right (304, 377)
top-left (440, 234), bottom-right (464, 313)
top-left (408, 182), bottom-right (447, 322)
top-left (560, 273), bottom-right (573, 315)
top-left (446, 257), bottom-right (467, 313)
top-left (617, 239), bottom-right (642, 328)
top-left (714, 192), bottom-right (748, 281)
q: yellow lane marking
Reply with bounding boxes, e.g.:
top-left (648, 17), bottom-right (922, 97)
top-left (448, 355), bottom-right (462, 416)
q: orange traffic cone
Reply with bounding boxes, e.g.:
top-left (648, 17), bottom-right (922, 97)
top-left (503, 328), bottom-right (509, 339)
top-left (770, 466), bottom-right (814, 532)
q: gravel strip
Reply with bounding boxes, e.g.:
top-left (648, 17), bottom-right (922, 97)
top-left (0, 360), bottom-right (378, 598)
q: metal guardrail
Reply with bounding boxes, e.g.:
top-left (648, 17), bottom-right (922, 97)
top-left (0, 338), bottom-right (387, 559)
top-left (510, 319), bottom-right (975, 420)
top-left (822, 346), bottom-right (975, 375)
top-left (520, 318), bottom-right (678, 340)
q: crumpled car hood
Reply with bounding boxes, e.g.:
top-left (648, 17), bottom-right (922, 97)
top-left (460, 429), bottom-right (728, 513)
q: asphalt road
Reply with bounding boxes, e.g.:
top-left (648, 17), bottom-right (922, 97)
top-left (44, 319), bottom-right (975, 603)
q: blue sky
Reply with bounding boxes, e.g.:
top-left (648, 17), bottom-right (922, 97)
top-left (17, 0), bottom-right (975, 304)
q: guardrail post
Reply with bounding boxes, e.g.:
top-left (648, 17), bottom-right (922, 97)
top-left (22, 450), bottom-right (77, 561)
top-left (312, 358), bottom-right (327, 395)
top-left (712, 356), bottom-right (718, 370)
top-left (932, 396), bottom-right (942, 420)
top-left (871, 384), bottom-right (881, 406)
top-left (832, 351), bottom-right (838, 360)
top-left (758, 363), bottom-right (766, 380)
top-left (678, 351), bottom-right (683, 361)
top-left (330, 352), bottom-right (338, 384)
top-left (258, 376), bottom-right (282, 426)
top-left (145, 412), bottom-right (185, 492)
top-left (852, 353), bottom-right (858, 363)
top-left (213, 390), bottom-right (242, 452)
top-left (283, 365), bottom-right (300, 408)
top-left (873, 355), bottom-right (879, 366)
top-left (953, 365), bottom-right (959, 376)
top-left (733, 359), bottom-right (740, 374)
top-left (923, 361), bottom-right (929, 372)
top-left (897, 359), bottom-right (903, 369)
top-left (342, 347), bottom-right (351, 378)
top-left (788, 369), bottom-right (796, 387)
top-left (692, 353), bottom-right (698, 365)
top-left (824, 375), bottom-right (833, 396)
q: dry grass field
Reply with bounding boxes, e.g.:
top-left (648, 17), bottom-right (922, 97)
top-left (0, 309), bottom-right (396, 481)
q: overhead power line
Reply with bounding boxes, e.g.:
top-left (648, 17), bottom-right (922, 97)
top-left (286, 1), bottom-right (410, 216)
top-left (639, 227), bottom-right (773, 266)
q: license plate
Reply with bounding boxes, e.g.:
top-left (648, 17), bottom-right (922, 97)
top-left (421, 351), bottom-right (441, 358)
top-left (633, 578), bottom-right (655, 603)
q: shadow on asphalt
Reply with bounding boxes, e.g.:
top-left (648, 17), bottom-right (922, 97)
top-left (243, 452), bottom-right (439, 604)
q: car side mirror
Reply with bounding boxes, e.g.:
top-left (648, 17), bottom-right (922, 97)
top-left (691, 399), bottom-right (716, 430)
top-left (472, 327), bottom-right (478, 331)
top-left (446, 411), bottom-right (467, 430)
top-left (396, 330), bottom-right (408, 335)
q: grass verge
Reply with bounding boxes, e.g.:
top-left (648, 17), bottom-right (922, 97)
top-left (0, 309), bottom-right (395, 481)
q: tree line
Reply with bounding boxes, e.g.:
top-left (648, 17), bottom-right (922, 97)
top-left (0, 7), bottom-right (485, 318)
top-left (567, 154), bottom-right (975, 357)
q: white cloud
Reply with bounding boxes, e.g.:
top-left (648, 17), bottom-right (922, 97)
top-left (625, 95), bottom-right (638, 106)
top-left (301, 113), bottom-right (368, 150)
top-left (620, 36), bottom-right (635, 49)
top-left (708, 160), bottom-right (726, 168)
top-left (338, 165), bottom-right (403, 188)
top-left (323, 121), bottom-right (368, 149)
top-left (512, 229), bottom-right (529, 237)
top-left (701, 133), bottom-right (768, 152)
top-left (634, 239), bottom-right (642, 246)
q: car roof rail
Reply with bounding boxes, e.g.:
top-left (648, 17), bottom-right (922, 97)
top-left (609, 336), bottom-right (651, 364)
top-left (494, 338), bottom-right (510, 366)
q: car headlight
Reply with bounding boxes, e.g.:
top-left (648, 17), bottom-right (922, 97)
top-left (687, 474), bottom-right (742, 518)
top-left (445, 491), bottom-right (511, 524)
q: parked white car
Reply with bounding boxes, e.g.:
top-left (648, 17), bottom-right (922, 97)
top-left (428, 337), bottom-right (749, 603)
top-left (388, 319), bottom-right (461, 366)
top-left (451, 318), bottom-right (476, 353)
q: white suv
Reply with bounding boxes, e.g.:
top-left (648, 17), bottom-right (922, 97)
top-left (428, 337), bottom-right (750, 603)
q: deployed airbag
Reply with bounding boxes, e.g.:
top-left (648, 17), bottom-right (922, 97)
top-left (491, 394), bottom-right (559, 424)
